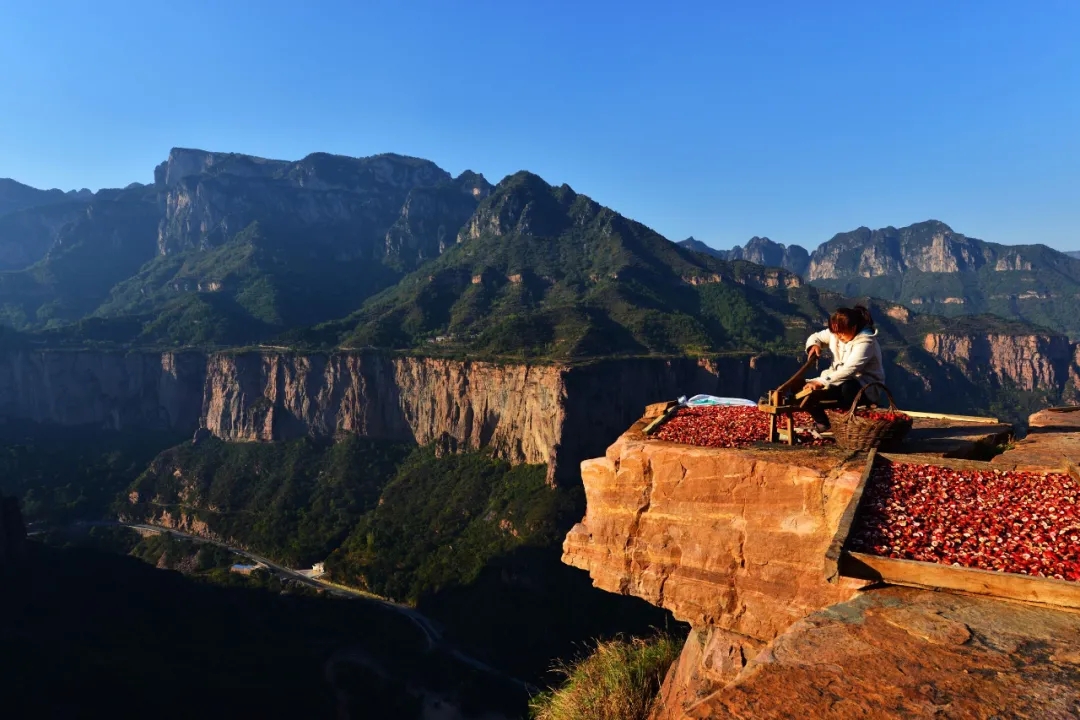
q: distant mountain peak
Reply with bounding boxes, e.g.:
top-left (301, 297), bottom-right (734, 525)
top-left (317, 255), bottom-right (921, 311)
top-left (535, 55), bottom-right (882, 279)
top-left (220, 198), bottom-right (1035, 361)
top-left (0, 178), bottom-right (93, 218)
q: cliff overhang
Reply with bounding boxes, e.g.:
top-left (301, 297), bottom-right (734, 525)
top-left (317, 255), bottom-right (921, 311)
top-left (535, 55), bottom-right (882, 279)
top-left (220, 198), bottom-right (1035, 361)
top-left (562, 405), bottom-right (1080, 718)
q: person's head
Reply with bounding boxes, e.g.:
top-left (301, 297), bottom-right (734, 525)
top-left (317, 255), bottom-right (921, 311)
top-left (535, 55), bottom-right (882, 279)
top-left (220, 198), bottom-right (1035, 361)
top-left (828, 305), bottom-right (873, 342)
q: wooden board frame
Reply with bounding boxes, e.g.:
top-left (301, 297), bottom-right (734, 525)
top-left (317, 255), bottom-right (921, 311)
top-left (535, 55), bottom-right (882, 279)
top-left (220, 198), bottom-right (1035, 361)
top-left (824, 448), bottom-right (875, 583)
top-left (840, 550), bottom-right (1080, 610)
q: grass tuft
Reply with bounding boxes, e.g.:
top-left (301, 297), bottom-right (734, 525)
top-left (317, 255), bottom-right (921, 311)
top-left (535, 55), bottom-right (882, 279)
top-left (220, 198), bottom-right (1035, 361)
top-left (529, 633), bottom-right (682, 720)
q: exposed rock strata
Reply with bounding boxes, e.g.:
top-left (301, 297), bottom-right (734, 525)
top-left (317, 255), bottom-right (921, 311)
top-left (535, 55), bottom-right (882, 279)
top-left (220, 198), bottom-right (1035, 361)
top-left (922, 332), bottom-right (1074, 393)
top-left (202, 353), bottom-right (567, 466)
top-left (562, 416), bottom-right (871, 684)
top-left (806, 220), bottom-right (1048, 281)
top-left (0, 342), bottom-right (1076, 483)
top-left (564, 406), bottom-right (1080, 718)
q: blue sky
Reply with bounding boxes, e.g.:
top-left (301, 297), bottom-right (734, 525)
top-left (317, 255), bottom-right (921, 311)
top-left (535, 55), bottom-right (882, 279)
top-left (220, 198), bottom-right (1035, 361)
top-left (1, 1), bottom-right (1077, 250)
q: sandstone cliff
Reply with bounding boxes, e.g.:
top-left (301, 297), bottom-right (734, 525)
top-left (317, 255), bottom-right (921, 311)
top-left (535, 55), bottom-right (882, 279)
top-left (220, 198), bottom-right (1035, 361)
top-left (922, 332), bottom-right (1076, 394)
top-left (202, 352), bottom-right (566, 466)
top-left (0, 340), bottom-right (1077, 481)
top-left (563, 418), bottom-right (871, 693)
top-left (563, 408), bottom-right (1080, 718)
top-left (0, 349), bottom-right (795, 483)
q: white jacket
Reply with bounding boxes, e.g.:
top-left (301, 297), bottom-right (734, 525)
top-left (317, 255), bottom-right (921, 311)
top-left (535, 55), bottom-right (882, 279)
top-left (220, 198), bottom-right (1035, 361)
top-left (804, 327), bottom-right (885, 399)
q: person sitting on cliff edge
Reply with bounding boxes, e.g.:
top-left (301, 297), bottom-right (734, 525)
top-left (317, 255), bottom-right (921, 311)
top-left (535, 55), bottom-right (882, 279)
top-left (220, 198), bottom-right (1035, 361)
top-left (802, 305), bottom-right (885, 433)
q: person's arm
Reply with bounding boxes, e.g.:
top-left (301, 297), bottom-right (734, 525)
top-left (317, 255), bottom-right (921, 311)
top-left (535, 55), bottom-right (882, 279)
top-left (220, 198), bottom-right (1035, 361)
top-left (804, 329), bottom-right (832, 358)
top-left (817, 339), bottom-right (875, 388)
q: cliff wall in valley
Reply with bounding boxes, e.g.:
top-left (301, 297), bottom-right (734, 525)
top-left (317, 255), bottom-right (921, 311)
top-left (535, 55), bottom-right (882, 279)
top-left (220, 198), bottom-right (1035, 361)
top-left (0, 351), bottom-right (206, 430)
top-left (921, 332), bottom-right (1076, 394)
top-left (202, 352), bottom-right (566, 466)
top-left (0, 349), bottom-right (805, 483)
top-left (0, 333), bottom-right (1077, 481)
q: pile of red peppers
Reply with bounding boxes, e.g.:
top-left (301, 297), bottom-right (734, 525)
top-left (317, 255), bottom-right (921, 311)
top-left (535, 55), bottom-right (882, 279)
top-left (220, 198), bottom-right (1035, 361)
top-left (850, 461), bottom-right (1080, 582)
top-left (654, 406), bottom-right (831, 448)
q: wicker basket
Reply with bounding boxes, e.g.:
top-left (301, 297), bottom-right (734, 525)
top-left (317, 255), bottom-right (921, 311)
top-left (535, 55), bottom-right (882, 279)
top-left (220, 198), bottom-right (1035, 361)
top-left (831, 382), bottom-right (912, 451)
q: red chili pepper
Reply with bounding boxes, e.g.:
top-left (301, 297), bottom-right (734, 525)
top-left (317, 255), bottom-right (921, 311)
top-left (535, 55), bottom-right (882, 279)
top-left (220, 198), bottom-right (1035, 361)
top-left (849, 462), bottom-right (1080, 582)
top-left (653, 406), bottom-right (834, 448)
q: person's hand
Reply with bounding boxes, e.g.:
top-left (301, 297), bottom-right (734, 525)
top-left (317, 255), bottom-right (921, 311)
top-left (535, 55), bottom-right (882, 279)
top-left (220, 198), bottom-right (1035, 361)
top-left (805, 379), bottom-right (824, 391)
top-left (807, 345), bottom-right (820, 360)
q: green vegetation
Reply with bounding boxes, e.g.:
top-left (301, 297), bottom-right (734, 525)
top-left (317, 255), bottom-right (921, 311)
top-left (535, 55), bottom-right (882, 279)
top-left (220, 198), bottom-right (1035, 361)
top-left (327, 446), bottom-right (575, 601)
top-left (90, 221), bottom-right (405, 347)
top-left (315, 172), bottom-right (843, 360)
top-left (529, 634), bottom-right (683, 720)
top-left (125, 436), bottom-right (413, 567)
top-left (125, 437), bottom-right (570, 600)
top-left (120, 436), bottom-right (680, 686)
top-left (0, 426), bottom-right (186, 526)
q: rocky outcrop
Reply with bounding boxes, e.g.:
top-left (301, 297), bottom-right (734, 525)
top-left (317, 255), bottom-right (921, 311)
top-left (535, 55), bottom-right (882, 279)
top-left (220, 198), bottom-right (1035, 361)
top-left (922, 332), bottom-right (1075, 393)
top-left (564, 409), bottom-right (1080, 718)
top-left (153, 147), bottom-right (479, 265)
top-left (563, 414), bottom-right (871, 701)
top-left (678, 236), bottom-right (810, 277)
top-left (725, 236), bottom-right (810, 277)
top-left (659, 585), bottom-right (1080, 718)
top-left (805, 220), bottom-right (1052, 281)
top-left (202, 353), bottom-right (566, 466)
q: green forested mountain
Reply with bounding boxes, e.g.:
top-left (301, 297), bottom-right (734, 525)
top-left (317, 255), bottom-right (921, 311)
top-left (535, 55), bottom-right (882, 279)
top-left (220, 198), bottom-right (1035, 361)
top-left (320, 172), bottom-right (867, 358)
top-left (0, 149), bottom-right (492, 346)
top-left (0, 151), bottom-right (1074, 352)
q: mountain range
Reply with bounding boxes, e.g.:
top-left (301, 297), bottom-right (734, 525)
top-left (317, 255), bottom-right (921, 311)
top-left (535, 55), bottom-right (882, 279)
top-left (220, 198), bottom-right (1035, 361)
top-left (681, 222), bottom-right (1080, 338)
top-left (0, 147), bottom-right (1076, 357)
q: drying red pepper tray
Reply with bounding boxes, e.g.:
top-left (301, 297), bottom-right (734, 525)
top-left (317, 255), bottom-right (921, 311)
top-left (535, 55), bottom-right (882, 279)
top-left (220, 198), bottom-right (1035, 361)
top-left (839, 453), bottom-right (1080, 609)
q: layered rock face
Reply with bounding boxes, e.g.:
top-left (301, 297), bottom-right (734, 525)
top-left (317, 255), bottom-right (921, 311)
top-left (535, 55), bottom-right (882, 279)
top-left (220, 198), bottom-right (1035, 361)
top-left (154, 147), bottom-right (485, 269)
top-left (202, 353), bottom-right (566, 466)
top-left (806, 220), bottom-right (1041, 280)
top-left (563, 418), bottom-right (871, 694)
top-left (0, 350), bottom-right (810, 483)
top-left (922, 332), bottom-right (1076, 393)
top-left (0, 342), bottom-right (1075, 480)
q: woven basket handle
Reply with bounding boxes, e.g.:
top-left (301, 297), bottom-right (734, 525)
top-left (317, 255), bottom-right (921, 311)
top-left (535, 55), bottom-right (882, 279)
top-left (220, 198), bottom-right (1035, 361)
top-left (846, 381), bottom-right (898, 419)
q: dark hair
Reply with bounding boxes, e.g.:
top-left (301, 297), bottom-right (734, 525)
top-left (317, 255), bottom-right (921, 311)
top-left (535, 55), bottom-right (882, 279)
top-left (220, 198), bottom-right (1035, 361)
top-left (829, 305), bottom-right (873, 336)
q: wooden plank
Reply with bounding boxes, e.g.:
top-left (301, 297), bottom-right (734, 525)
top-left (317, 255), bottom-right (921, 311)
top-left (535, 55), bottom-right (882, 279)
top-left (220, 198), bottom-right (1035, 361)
top-left (898, 409), bottom-right (1000, 425)
top-left (840, 551), bottom-right (1080, 610)
top-left (824, 449), bottom-right (875, 583)
top-left (642, 403), bottom-right (681, 436)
